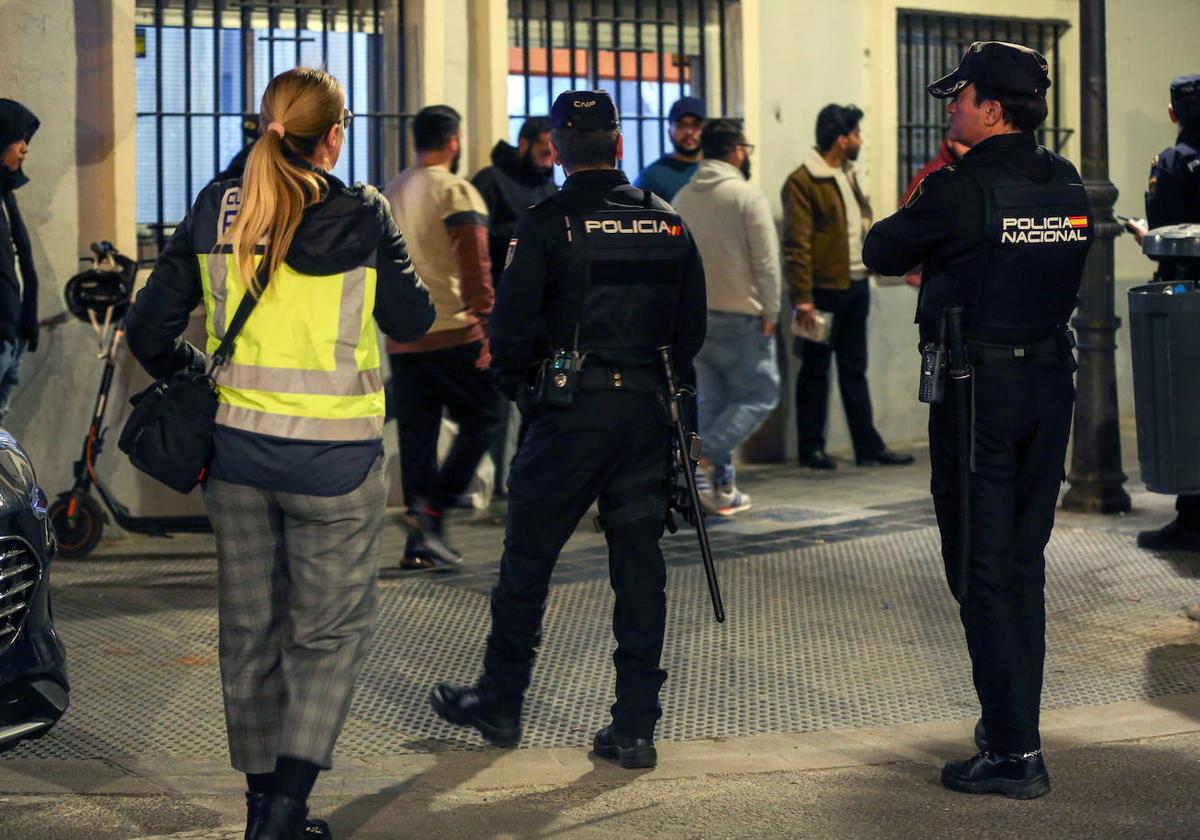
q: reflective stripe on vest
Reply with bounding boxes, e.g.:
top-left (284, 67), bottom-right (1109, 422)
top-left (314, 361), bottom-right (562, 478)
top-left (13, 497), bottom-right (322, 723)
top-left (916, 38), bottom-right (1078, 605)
top-left (199, 252), bottom-right (385, 442)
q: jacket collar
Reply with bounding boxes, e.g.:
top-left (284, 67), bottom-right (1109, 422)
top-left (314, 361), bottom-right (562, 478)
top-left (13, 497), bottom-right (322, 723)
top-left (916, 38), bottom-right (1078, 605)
top-left (802, 146), bottom-right (854, 180)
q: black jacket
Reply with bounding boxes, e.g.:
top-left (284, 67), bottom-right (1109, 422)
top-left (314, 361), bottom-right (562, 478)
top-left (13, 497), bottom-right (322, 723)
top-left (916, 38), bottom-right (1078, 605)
top-left (471, 141), bottom-right (557, 288)
top-left (864, 132), bottom-right (1090, 344)
top-left (489, 168), bottom-right (706, 400)
top-left (0, 100), bottom-right (40, 350)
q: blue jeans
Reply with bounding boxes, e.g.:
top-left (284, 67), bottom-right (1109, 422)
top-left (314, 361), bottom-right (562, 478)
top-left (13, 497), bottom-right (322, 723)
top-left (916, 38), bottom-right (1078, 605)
top-left (694, 311), bottom-right (780, 486)
top-left (0, 339), bottom-right (25, 425)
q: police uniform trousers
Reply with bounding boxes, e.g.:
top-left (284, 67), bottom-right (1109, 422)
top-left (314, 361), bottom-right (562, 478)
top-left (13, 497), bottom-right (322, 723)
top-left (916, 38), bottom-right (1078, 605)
top-left (203, 457), bottom-right (385, 773)
top-left (928, 352), bottom-right (1074, 756)
top-left (480, 387), bottom-right (671, 739)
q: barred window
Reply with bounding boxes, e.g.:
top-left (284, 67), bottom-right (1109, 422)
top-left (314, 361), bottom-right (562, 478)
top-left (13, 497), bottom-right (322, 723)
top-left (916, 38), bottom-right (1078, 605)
top-left (507, 0), bottom-right (740, 184)
top-left (134, 0), bottom-right (409, 252)
top-left (897, 11), bottom-right (1073, 197)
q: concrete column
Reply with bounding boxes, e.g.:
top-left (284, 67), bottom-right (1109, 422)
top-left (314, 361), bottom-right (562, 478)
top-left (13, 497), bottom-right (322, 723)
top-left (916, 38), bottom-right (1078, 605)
top-left (405, 0), bottom-right (445, 108)
top-left (467, 0), bottom-right (509, 174)
top-left (76, 0), bottom-right (138, 256)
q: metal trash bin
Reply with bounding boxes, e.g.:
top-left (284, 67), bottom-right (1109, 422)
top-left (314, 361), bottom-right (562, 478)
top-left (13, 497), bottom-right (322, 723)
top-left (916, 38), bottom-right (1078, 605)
top-left (1128, 223), bottom-right (1200, 494)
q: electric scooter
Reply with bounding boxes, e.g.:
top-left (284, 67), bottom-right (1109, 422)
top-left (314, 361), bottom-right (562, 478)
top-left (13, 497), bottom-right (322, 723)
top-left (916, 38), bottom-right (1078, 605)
top-left (47, 242), bottom-right (211, 559)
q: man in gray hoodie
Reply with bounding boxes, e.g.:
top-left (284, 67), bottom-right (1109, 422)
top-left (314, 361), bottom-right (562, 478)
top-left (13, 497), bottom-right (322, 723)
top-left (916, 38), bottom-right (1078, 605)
top-left (672, 120), bottom-right (780, 514)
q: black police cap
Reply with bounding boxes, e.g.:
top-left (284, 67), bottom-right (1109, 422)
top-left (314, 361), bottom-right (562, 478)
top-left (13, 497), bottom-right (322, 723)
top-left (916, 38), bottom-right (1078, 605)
top-left (928, 41), bottom-right (1051, 99)
top-left (550, 90), bottom-right (619, 131)
top-left (1170, 74), bottom-right (1200, 120)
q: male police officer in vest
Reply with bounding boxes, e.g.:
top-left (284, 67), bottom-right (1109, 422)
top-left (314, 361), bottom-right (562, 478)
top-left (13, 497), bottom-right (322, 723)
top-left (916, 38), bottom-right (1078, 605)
top-left (864, 42), bottom-right (1092, 799)
top-left (430, 90), bottom-right (706, 768)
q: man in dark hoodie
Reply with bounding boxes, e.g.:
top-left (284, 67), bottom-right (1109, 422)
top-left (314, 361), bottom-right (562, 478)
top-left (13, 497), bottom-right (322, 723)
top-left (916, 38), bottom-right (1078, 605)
top-left (471, 117), bottom-right (556, 292)
top-left (0, 100), bottom-right (40, 426)
top-left (472, 118), bottom-right (556, 487)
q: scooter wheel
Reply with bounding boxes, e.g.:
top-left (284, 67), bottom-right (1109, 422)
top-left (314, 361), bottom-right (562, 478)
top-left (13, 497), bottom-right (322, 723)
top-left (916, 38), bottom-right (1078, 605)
top-left (48, 494), bottom-right (105, 559)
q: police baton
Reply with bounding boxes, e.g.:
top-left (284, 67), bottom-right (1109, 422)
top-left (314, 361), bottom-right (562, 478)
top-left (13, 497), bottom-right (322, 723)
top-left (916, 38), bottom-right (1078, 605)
top-left (658, 346), bottom-right (725, 623)
top-left (945, 308), bottom-right (972, 601)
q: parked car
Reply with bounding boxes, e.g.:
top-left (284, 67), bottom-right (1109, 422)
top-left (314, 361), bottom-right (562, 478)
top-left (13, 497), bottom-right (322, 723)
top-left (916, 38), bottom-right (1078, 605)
top-left (0, 429), bottom-right (68, 753)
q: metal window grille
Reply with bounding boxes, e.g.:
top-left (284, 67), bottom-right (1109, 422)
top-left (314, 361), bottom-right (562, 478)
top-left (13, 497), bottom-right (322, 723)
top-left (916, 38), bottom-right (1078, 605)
top-left (897, 10), bottom-right (1073, 197)
top-left (134, 0), bottom-right (409, 252)
top-left (507, 0), bottom-right (739, 184)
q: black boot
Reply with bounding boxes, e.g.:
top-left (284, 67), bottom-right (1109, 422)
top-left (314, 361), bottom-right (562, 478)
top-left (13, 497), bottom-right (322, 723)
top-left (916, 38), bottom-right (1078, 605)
top-left (973, 718), bottom-right (988, 753)
top-left (1137, 519), bottom-right (1200, 552)
top-left (247, 793), bottom-right (333, 839)
top-left (246, 792), bottom-right (310, 839)
top-left (941, 750), bottom-right (1050, 799)
top-left (593, 725), bottom-right (657, 769)
top-left (430, 682), bottom-right (521, 747)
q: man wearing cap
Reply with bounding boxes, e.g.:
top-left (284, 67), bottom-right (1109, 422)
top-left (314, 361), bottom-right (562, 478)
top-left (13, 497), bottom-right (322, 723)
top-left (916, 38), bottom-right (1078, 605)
top-left (1135, 74), bottom-right (1200, 554)
top-left (864, 42), bottom-right (1093, 799)
top-left (430, 90), bottom-right (707, 770)
top-left (634, 96), bottom-right (705, 203)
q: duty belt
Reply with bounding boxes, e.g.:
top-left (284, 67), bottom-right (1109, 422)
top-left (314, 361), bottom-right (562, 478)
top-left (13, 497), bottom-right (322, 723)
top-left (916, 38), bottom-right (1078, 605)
top-left (578, 364), bottom-right (662, 391)
top-left (965, 332), bottom-right (1075, 368)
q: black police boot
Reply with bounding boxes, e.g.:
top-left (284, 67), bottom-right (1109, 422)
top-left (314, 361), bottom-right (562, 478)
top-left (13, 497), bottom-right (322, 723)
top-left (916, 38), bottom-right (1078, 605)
top-left (245, 793), bottom-right (332, 839)
top-left (799, 450), bottom-right (837, 470)
top-left (940, 750), bottom-right (1050, 799)
top-left (1136, 519), bottom-right (1200, 552)
top-left (856, 449), bottom-right (915, 467)
top-left (430, 682), bottom-right (522, 747)
top-left (592, 725), bottom-right (657, 769)
top-left (973, 718), bottom-right (989, 753)
top-left (246, 792), bottom-right (311, 839)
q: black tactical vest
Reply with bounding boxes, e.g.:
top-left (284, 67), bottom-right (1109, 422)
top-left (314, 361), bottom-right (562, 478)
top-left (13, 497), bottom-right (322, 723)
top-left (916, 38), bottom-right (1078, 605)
top-left (554, 189), bottom-right (692, 367)
top-left (920, 148), bottom-right (1092, 344)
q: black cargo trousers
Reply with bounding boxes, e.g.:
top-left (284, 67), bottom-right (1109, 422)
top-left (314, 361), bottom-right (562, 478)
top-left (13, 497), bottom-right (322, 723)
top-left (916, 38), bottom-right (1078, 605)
top-left (928, 350), bottom-right (1075, 756)
top-left (479, 386), bottom-right (673, 739)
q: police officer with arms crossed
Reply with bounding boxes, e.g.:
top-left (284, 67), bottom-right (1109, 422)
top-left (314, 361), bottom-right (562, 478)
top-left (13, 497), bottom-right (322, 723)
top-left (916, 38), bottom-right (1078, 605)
top-left (864, 42), bottom-right (1092, 799)
top-left (430, 90), bottom-right (706, 769)
top-left (1134, 74), bottom-right (1200, 553)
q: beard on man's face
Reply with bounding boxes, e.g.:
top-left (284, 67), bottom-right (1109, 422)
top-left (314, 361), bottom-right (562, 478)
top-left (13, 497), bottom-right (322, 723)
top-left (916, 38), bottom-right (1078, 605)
top-left (450, 150), bottom-right (461, 174)
top-left (521, 150), bottom-right (553, 179)
top-left (739, 156), bottom-right (751, 180)
top-left (846, 144), bottom-right (861, 161)
top-left (671, 136), bottom-right (700, 156)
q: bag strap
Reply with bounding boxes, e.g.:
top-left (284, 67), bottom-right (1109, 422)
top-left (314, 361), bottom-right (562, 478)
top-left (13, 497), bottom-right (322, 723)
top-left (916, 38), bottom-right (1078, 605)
top-left (208, 252), bottom-right (271, 374)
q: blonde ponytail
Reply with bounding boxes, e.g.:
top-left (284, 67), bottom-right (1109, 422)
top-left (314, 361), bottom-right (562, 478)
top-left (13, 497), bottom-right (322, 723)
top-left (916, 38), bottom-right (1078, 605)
top-left (221, 68), bottom-right (345, 298)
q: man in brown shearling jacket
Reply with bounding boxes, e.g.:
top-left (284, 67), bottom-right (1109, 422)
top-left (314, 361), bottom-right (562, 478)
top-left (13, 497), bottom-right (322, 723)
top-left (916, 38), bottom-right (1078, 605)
top-left (781, 104), bottom-right (911, 470)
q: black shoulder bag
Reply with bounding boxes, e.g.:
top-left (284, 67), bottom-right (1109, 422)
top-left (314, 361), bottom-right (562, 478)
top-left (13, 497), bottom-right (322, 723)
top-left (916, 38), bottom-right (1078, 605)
top-left (118, 258), bottom-right (268, 494)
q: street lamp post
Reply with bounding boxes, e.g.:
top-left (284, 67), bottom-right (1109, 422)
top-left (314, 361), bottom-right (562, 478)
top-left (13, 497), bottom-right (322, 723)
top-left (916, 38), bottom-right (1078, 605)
top-left (1062, 0), bottom-right (1131, 514)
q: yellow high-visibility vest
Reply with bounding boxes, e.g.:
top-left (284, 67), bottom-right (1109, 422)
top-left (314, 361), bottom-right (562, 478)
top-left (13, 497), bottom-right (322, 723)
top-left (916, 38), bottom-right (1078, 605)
top-left (198, 251), bottom-right (385, 442)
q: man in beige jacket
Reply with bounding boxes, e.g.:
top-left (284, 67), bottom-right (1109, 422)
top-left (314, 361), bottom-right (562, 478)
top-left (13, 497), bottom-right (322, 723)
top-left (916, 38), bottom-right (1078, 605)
top-left (781, 104), bottom-right (911, 471)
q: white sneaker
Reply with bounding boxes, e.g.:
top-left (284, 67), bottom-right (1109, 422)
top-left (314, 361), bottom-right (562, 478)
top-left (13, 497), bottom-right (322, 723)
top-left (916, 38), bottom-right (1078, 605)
top-left (694, 467), bottom-right (722, 515)
top-left (714, 484), bottom-right (751, 515)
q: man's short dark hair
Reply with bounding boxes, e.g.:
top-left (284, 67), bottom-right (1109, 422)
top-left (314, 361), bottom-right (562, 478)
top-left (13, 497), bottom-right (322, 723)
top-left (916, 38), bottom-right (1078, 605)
top-left (519, 117), bottom-right (551, 143)
top-left (550, 127), bottom-right (620, 169)
top-left (700, 119), bottom-right (744, 160)
top-left (815, 104), bottom-right (863, 152)
top-left (413, 105), bottom-right (461, 152)
top-left (973, 86), bottom-right (1048, 133)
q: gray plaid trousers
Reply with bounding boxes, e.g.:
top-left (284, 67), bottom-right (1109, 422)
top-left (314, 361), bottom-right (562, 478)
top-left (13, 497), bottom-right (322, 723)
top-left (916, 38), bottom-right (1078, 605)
top-left (203, 459), bottom-right (385, 773)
